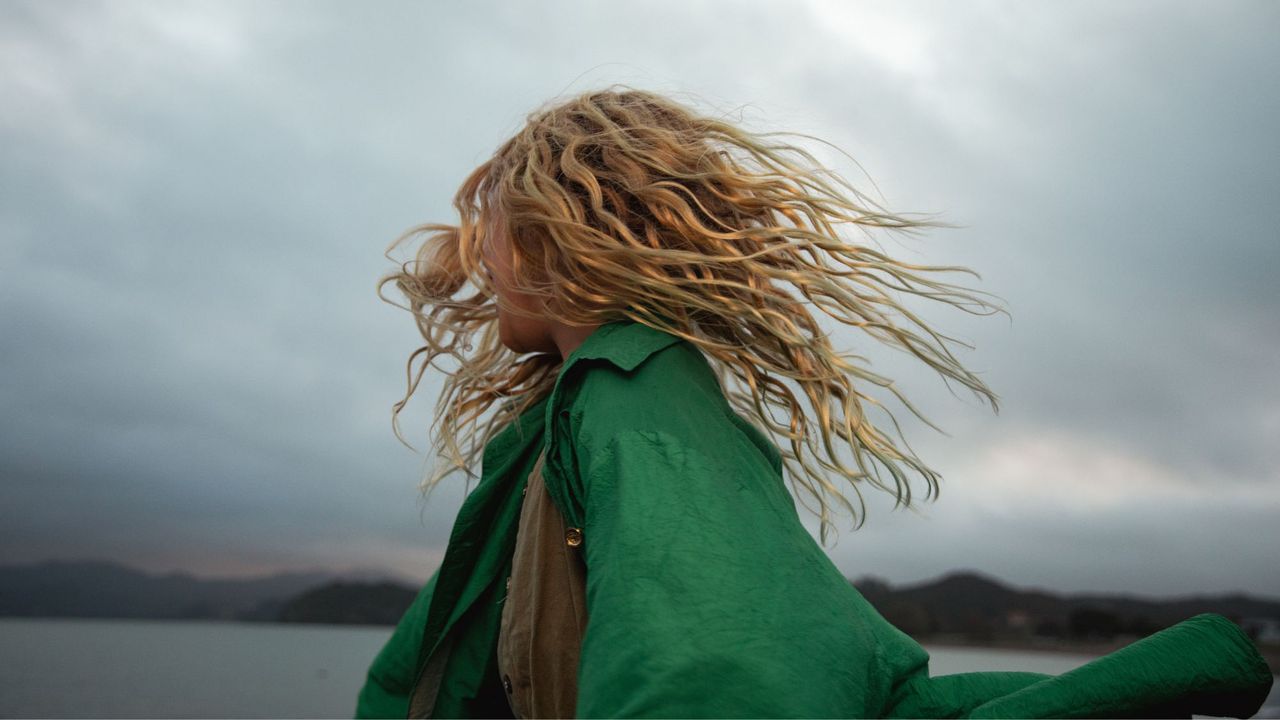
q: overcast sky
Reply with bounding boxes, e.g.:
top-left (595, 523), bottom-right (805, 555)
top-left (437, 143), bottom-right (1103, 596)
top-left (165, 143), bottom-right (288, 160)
top-left (2, 0), bottom-right (1277, 598)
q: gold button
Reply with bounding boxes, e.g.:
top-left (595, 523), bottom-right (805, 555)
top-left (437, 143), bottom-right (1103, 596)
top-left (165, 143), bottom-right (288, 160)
top-left (565, 527), bottom-right (583, 547)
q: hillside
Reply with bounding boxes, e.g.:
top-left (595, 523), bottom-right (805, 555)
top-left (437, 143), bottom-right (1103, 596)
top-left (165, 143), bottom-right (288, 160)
top-left (0, 559), bottom-right (410, 622)
top-left (854, 570), bottom-right (1280, 644)
top-left (278, 581), bottom-right (418, 626)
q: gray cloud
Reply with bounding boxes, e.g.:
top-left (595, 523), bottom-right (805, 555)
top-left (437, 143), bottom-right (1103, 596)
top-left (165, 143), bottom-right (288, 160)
top-left (1, 0), bottom-right (1276, 596)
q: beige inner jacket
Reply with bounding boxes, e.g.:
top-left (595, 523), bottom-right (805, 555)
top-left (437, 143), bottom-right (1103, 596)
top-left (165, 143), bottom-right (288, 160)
top-left (496, 448), bottom-right (589, 719)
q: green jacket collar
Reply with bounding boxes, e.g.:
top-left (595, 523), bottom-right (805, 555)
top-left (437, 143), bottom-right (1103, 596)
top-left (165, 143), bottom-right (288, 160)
top-left (565, 316), bottom-right (685, 371)
top-left (542, 316), bottom-right (684, 435)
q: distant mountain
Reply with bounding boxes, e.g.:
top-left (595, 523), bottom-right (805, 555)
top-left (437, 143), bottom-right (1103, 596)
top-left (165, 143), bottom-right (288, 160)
top-left (852, 570), bottom-right (1280, 643)
top-left (278, 581), bottom-right (419, 626)
top-left (0, 559), bottom-right (416, 621)
top-left (6, 560), bottom-right (1276, 638)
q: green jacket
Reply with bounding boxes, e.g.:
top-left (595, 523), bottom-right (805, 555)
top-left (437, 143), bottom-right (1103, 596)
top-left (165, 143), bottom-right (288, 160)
top-left (357, 318), bottom-right (1273, 718)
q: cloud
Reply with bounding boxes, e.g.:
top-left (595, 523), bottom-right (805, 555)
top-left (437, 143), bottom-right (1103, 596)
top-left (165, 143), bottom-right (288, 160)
top-left (1, 0), bottom-right (1276, 596)
top-left (818, 425), bottom-right (1280, 596)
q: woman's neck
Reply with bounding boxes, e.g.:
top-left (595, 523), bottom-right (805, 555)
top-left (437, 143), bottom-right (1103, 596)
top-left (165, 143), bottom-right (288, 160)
top-left (549, 321), bottom-right (603, 362)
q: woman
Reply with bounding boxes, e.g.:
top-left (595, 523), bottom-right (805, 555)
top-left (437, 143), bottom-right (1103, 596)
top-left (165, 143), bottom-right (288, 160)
top-left (358, 87), bottom-right (1273, 718)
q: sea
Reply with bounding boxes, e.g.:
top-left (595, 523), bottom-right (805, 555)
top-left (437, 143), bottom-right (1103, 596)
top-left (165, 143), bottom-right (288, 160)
top-left (0, 618), bottom-right (1276, 718)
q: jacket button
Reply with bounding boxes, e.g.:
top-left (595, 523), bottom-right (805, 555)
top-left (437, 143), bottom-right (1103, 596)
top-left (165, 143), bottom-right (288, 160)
top-left (503, 674), bottom-right (513, 694)
top-left (505, 576), bottom-right (511, 591)
top-left (565, 527), bottom-right (583, 547)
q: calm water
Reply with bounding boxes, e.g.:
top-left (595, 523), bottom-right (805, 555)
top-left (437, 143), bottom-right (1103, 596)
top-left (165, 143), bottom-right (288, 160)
top-left (0, 618), bottom-right (1275, 718)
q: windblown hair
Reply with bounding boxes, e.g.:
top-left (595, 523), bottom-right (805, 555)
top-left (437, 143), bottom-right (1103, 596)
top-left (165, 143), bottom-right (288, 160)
top-left (378, 84), bottom-right (1005, 540)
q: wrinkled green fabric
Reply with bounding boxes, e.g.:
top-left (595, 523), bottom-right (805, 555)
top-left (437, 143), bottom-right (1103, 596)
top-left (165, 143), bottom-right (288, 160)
top-left (357, 318), bottom-right (1274, 718)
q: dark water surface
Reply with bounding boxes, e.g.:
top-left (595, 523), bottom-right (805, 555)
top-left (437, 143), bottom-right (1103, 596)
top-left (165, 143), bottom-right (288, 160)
top-left (1, 618), bottom-right (1275, 718)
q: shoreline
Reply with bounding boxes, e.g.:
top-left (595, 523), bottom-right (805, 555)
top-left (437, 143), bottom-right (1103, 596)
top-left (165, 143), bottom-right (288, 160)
top-left (920, 636), bottom-right (1280, 671)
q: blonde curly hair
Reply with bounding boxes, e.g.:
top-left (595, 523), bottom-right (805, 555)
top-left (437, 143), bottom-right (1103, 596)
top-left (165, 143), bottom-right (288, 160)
top-left (378, 84), bottom-right (1005, 541)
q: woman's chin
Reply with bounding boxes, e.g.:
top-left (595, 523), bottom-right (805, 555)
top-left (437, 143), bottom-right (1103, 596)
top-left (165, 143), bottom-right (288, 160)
top-left (495, 318), bottom-right (515, 352)
top-left (495, 318), bottom-right (528, 354)
top-left (500, 329), bottom-right (556, 357)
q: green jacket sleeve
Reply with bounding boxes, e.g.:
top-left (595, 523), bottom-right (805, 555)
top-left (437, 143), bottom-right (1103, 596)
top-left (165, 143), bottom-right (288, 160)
top-left (568, 429), bottom-right (1275, 719)
top-left (559, 340), bottom-right (1273, 718)
top-left (884, 611), bottom-right (1276, 719)
top-left (957, 612), bottom-right (1273, 718)
top-left (573, 428), bottom-right (923, 718)
top-left (355, 569), bottom-right (439, 719)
